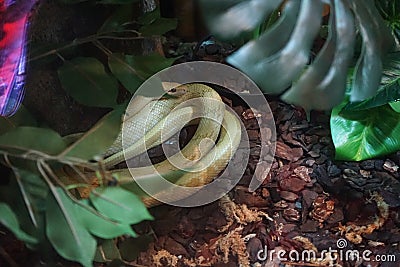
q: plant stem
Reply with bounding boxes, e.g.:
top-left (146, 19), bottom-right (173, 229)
top-left (29, 30), bottom-right (143, 62)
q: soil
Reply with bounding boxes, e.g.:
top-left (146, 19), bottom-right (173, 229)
top-left (1, 2), bottom-right (400, 267)
top-left (127, 90), bottom-right (400, 267)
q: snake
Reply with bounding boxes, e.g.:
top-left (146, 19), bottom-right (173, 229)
top-left (64, 84), bottom-right (241, 207)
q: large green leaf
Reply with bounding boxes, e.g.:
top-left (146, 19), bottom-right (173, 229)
top-left (0, 127), bottom-right (66, 155)
top-left (281, 0), bottom-right (356, 110)
top-left (331, 100), bottom-right (400, 161)
top-left (349, 0), bottom-right (386, 101)
top-left (201, 0), bottom-right (396, 110)
top-left (227, 0), bottom-right (324, 94)
top-left (0, 202), bottom-right (38, 244)
top-left (200, 0), bottom-right (281, 40)
top-left (60, 105), bottom-right (125, 160)
top-left (90, 186), bottom-right (153, 225)
top-left (108, 53), bottom-right (175, 93)
top-left (58, 57), bottom-right (119, 108)
top-left (46, 188), bottom-right (96, 267)
top-left (343, 52), bottom-right (400, 111)
top-left (227, 1), bottom-right (298, 73)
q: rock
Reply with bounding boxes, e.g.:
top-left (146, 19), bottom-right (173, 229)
top-left (283, 208), bottom-right (301, 222)
top-left (360, 160), bottom-right (376, 170)
top-left (279, 191), bottom-right (299, 202)
top-left (327, 164), bottom-right (341, 177)
top-left (300, 220), bottom-right (320, 232)
top-left (279, 177), bottom-right (307, 193)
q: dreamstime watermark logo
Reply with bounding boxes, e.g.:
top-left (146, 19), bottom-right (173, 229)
top-left (121, 61), bottom-right (276, 207)
top-left (257, 238), bottom-right (397, 265)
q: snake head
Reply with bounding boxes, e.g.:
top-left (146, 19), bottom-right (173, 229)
top-left (165, 84), bottom-right (190, 98)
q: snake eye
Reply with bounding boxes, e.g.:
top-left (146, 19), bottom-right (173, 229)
top-left (169, 88), bottom-right (177, 93)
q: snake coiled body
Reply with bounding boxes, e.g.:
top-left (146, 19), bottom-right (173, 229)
top-left (66, 84), bottom-right (241, 207)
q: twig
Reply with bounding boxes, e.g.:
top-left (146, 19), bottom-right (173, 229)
top-left (29, 30), bottom-right (143, 62)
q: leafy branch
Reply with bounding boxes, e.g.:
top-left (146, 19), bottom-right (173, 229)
top-left (0, 112), bottom-right (152, 266)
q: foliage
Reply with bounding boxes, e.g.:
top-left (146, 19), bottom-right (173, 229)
top-left (331, 100), bottom-right (400, 161)
top-left (331, 52), bottom-right (400, 160)
top-left (200, 0), bottom-right (395, 111)
top-left (0, 109), bottom-right (153, 266)
top-left (0, 1), bottom-right (176, 266)
top-left (201, 0), bottom-right (400, 161)
top-left (58, 57), bottom-right (119, 108)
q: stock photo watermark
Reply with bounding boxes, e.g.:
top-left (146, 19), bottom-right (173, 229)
top-left (257, 238), bottom-right (397, 265)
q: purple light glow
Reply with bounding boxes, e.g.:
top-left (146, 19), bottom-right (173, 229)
top-left (0, 0), bottom-right (37, 116)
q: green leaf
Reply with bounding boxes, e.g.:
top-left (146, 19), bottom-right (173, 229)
top-left (90, 186), bottom-right (153, 225)
top-left (375, 0), bottom-right (400, 48)
top-left (350, 1), bottom-right (383, 101)
top-left (17, 169), bottom-right (49, 223)
top-left (281, 0), bottom-right (356, 110)
top-left (0, 202), bottom-right (38, 244)
top-left (200, 0), bottom-right (282, 40)
top-left (0, 127), bottom-right (66, 155)
top-left (125, 53), bottom-right (175, 79)
top-left (60, 105), bottom-right (125, 160)
top-left (389, 101), bottom-right (400, 112)
top-left (98, 5), bottom-right (134, 33)
top-left (108, 53), bottom-right (144, 93)
top-left (94, 239), bottom-right (121, 262)
top-left (227, 0), bottom-right (324, 94)
top-left (0, 106), bottom-right (37, 135)
top-left (139, 17), bottom-right (177, 36)
top-left (343, 52), bottom-right (400, 111)
top-left (58, 57), bottom-right (119, 108)
top-left (0, 171), bottom-right (48, 249)
top-left (331, 100), bottom-right (400, 161)
top-left (76, 200), bottom-right (137, 239)
top-left (46, 188), bottom-right (96, 267)
top-left (108, 53), bottom-right (175, 93)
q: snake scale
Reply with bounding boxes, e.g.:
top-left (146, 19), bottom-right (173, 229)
top-left (64, 84), bottom-right (241, 207)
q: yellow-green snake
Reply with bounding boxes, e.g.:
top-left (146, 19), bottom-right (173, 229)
top-left (65, 84), bottom-right (241, 207)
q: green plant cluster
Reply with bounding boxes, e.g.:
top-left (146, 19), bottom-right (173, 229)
top-left (200, 0), bottom-right (400, 161)
top-left (0, 1), bottom-right (177, 266)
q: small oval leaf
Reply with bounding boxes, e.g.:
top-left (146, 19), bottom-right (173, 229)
top-left (46, 188), bottom-right (96, 267)
top-left (76, 200), bottom-right (137, 239)
top-left (60, 105), bottom-right (125, 160)
top-left (0, 202), bottom-right (38, 244)
top-left (0, 126), bottom-right (66, 155)
top-left (58, 57), bottom-right (118, 108)
top-left (90, 186), bottom-right (153, 225)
